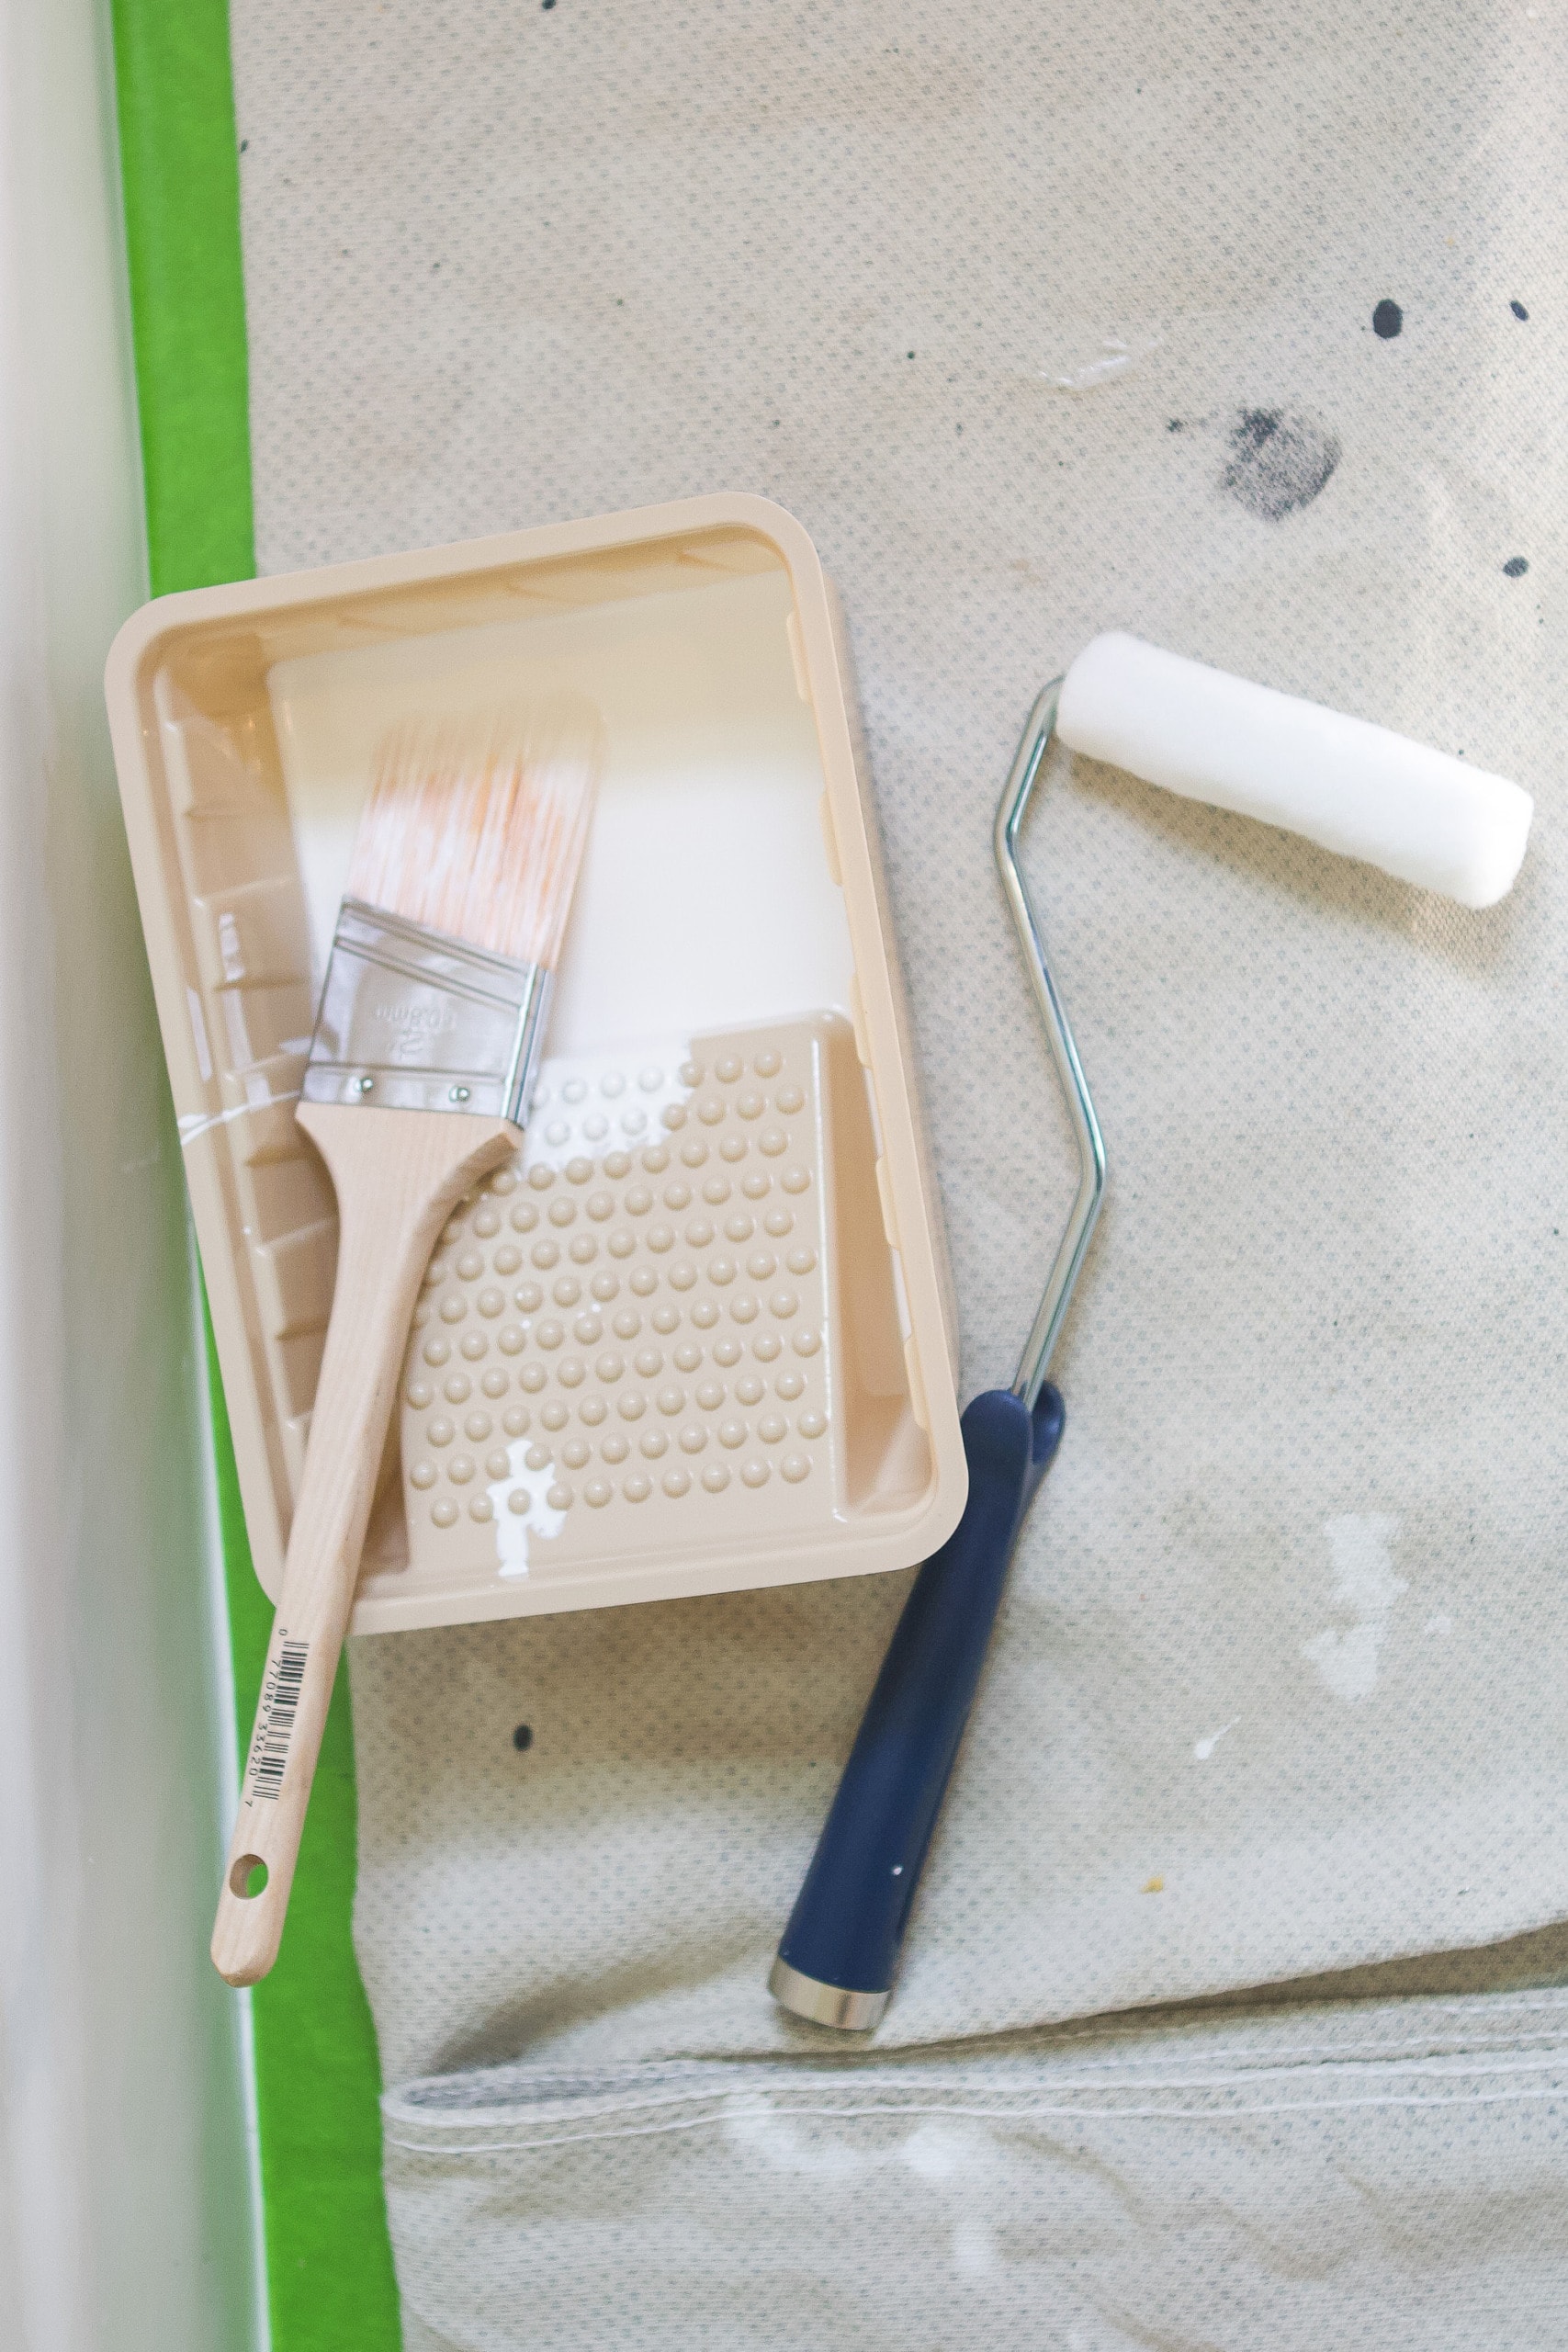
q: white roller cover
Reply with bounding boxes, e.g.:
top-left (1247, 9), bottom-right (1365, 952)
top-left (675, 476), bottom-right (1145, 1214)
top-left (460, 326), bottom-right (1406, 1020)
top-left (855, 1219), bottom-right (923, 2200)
top-left (1056, 631), bottom-right (1534, 909)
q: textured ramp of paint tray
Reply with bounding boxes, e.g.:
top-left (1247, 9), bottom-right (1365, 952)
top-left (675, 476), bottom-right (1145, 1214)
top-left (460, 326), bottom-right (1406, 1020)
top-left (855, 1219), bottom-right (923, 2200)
top-left (399, 1017), bottom-right (856, 1583)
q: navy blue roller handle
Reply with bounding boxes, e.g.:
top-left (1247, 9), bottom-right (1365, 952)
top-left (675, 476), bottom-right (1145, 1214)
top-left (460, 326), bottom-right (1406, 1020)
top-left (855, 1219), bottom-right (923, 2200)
top-left (775, 1382), bottom-right (1065, 2011)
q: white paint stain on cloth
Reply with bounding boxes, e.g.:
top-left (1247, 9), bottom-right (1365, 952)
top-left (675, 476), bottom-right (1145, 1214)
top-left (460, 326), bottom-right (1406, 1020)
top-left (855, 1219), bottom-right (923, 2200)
top-left (1037, 329), bottom-right (1164, 390)
top-left (1302, 1514), bottom-right (1407, 1702)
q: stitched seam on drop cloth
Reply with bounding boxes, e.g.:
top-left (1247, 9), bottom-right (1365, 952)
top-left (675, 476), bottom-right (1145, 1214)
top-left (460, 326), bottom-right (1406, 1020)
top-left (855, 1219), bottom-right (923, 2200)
top-left (387, 1997), bottom-right (1568, 2120)
top-left (383, 2065), bottom-right (1568, 2163)
top-left (387, 2040), bottom-right (1568, 2127)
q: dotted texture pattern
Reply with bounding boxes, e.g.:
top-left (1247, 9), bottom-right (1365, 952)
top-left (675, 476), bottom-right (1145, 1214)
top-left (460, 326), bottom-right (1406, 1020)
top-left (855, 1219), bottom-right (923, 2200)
top-left (381, 1989), bottom-right (1568, 2352)
top-left (228, 3), bottom-right (1568, 2319)
top-left (401, 1029), bottom-right (833, 1568)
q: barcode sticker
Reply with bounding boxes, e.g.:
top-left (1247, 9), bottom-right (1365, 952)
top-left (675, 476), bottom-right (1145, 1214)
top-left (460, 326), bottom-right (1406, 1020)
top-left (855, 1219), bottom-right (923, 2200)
top-left (250, 1636), bottom-right (308, 1800)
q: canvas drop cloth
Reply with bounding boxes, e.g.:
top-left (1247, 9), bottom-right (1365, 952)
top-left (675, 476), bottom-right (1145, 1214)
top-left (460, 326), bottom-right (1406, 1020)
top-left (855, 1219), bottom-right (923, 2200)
top-left (230, 0), bottom-right (1568, 2336)
top-left (382, 1988), bottom-right (1568, 2352)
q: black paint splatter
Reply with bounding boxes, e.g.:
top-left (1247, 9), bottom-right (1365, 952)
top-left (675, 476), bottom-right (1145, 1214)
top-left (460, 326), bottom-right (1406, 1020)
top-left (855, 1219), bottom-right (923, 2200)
top-left (1222, 409), bottom-right (1342, 521)
top-left (513, 1724), bottom-right (535, 1750)
top-left (1372, 299), bottom-right (1404, 339)
top-left (1503, 556), bottom-right (1529, 578)
top-left (1511, 300), bottom-right (1529, 321)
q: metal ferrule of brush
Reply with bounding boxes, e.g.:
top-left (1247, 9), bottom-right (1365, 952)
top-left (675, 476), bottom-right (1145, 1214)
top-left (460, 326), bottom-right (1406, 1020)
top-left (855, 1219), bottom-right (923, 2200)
top-left (299, 897), bottom-right (551, 1125)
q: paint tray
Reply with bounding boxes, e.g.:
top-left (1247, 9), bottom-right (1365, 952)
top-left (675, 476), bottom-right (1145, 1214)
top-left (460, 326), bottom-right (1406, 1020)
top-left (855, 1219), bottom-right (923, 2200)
top-left (107, 495), bottom-right (966, 1630)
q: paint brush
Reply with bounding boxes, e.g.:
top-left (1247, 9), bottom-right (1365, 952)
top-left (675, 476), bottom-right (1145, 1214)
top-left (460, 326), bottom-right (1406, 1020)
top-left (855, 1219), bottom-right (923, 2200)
top-left (211, 698), bottom-right (603, 1985)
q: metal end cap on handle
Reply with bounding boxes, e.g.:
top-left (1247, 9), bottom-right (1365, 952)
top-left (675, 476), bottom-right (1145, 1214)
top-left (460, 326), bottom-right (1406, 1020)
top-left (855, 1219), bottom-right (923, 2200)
top-left (768, 1955), bottom-right (889, 2031)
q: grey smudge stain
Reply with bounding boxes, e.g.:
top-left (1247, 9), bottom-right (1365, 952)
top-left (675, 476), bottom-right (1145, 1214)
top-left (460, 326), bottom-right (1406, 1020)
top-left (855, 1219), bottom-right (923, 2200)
top-left (1503, 555), bottom-right (1529, 577)
top-left (1222, 408), bottom-right (1341, 521)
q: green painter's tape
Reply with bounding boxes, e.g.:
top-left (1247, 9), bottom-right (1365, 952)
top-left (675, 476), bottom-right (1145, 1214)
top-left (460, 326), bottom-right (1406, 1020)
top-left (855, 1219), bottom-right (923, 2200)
top-left (113, 1), bottom-right (401, 2340)
top-left (111, 0), bottom-right (253, 595)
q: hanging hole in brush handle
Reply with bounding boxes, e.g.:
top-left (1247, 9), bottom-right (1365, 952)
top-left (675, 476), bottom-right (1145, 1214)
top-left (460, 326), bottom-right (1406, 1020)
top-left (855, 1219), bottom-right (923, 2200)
top-left (210, 1103), bottom-right (518, 1988)
top-left (769, 1383), bottom-right (1065, 2029)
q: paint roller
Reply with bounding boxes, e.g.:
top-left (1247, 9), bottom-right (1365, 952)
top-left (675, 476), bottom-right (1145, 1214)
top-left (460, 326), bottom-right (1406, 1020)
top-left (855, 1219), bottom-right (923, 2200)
top-left (1059, 632), bottom-right (1533, 910)
top-left (770, 633), bottom-right (1535, 2030)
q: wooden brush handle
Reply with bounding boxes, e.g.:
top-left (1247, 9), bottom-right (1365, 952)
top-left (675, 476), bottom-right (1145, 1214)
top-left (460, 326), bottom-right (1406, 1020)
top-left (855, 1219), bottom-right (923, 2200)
top-left (211, 1102), bottom-right (516, 1986)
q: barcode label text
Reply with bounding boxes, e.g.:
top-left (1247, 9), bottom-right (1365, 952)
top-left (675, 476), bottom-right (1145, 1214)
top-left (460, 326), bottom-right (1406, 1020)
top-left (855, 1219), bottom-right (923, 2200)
top-left (251, 1637), bottom-right (309, 1800)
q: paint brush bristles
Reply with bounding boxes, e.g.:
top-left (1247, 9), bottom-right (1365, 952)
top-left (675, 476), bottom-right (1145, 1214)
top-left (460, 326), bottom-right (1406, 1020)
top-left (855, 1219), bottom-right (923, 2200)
top-left (348, 699), bottom-right (604, 967)
top-left (213, 692), bottom-right (604, 1988)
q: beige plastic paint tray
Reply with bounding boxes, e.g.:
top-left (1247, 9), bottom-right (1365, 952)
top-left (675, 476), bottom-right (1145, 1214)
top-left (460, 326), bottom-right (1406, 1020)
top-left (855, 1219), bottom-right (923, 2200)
top-left (106, 494), bottom-right (965, 1630)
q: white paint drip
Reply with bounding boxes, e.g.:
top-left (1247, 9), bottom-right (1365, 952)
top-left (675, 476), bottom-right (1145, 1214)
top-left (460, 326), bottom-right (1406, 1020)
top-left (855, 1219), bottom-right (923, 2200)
top-left (185, 985), bottom-right (213, 1083)
top-left (220, 987), bottom-right (253, 1071)
top-left (727, 2107), bottom-right (1007, 2278)
top-left (901, 2121), bottom-right (1004, 2278)
top-left (724, 2098), bottom-right (867, 2181)
top-left (1302, 1514), bottom-right (1407, 1702)
top-left (1193, 1723), bottom-right (1233, 1761)
top-left (217, 906), bottom-right (246, 982)
top-left (900, 2121), bottom-right (963, 2181)
top-left (521, 1038), bottom-right (695, 1173)
top-left (952, 2214), bottom-right (1000, 2278)
top-left (490, 1440), bottom-right (567, 1579)
top-left (177, 1091), bottom-right (301, 1148)
top-left (1038, 331), bottom-right (1163, 391)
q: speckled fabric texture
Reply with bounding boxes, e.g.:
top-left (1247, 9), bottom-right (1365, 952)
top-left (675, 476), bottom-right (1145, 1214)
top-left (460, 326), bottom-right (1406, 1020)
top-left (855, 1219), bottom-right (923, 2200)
top-left (381, 1991), bottom-right (1568, 2351)
top-left (228, 0), bottom-right (1567, 2335)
